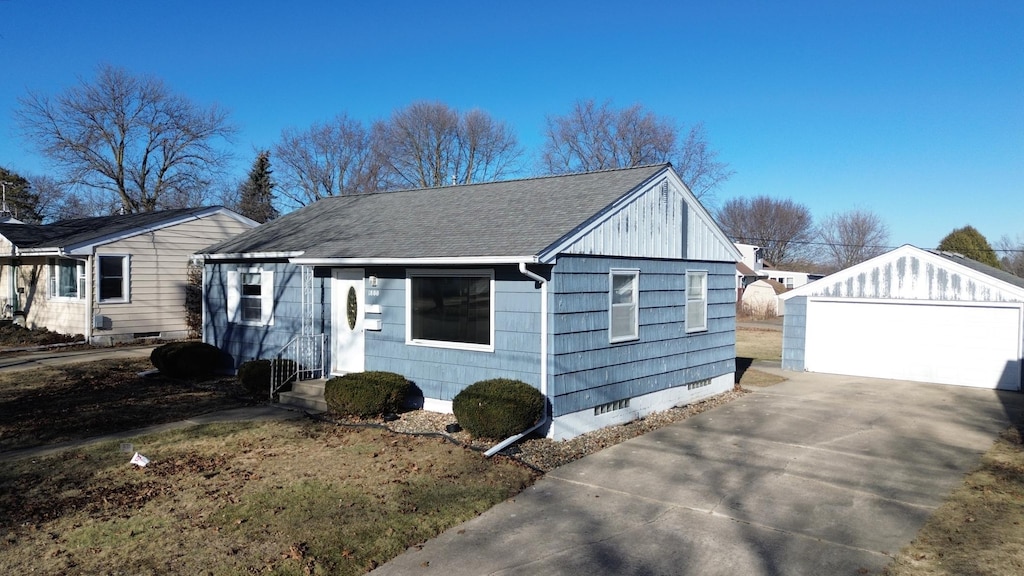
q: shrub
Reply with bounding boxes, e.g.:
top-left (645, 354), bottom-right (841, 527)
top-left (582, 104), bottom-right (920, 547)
top-left (324, 371), bottom-right (411, 418)
top-left (237, 359), bottom-right (298, 397)
top-left (453, 378), bottom-right (545, 439)
top-left (150, 341), bottom-right (223, 379)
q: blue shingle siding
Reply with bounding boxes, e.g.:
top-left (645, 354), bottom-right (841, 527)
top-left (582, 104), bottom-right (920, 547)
top-left (362, 266), bottom-right (543, 402)
top-left (781, 296), bottom-right (807, 371)
top-left (203, 262), bottom-right (322, 369)
top-left (549, 255), bottom-right (735, 416)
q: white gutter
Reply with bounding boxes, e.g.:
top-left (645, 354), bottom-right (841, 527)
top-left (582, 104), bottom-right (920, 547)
top-left (484, 262), bottom-right (550, 457)
top-left (199, 251), bottom-right (305, 261)
top-left (291, 255), bottom-right (541, 266)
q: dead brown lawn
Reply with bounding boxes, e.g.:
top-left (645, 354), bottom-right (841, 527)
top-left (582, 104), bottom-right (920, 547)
top-left (0, 420), bottom-right (536, 575)
top-left (736, 326), bottom-right (782, 361)
top-left (884, 426), bottom-right (1024, 575)
top-left (0, 358), bottom-right (257, 452)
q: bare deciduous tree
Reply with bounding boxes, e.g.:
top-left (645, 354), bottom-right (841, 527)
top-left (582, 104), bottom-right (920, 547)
top-left (716, 196), bottom-right (815, 266)
top-left (996, 234), bottom-right (1024, 278)
top-left (541, 99), bottom-right (733, 198)
top-left (818, 209), bottom-right (890, 271)
top-left (16, 65), bottom-right (235, 213)
top-left (374, 101), bottom-right (522, 188)
top-left (272, 114), bottom-right (383, 207)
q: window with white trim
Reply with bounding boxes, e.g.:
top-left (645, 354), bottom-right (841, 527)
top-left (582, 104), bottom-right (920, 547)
top-left (227, 268), bottom-right (274, 326)
top-left (408, 270), bottom-right (493, 351)
top-left (686, 270), bottom-right (708, 333)
top-left (97, 255), bottom-right (130, 302)
top-left (609, 269), bottom-right (639, 343)
top-left (49, 258), bottom-right (85, 300)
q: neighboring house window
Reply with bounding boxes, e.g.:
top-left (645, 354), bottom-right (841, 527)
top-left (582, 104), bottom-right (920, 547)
top-left (408, 270), bottom-right (493, 351)
top-left (227, 268), bottom-right (274, 325)
top-left (609, 269), bottom-right (639, 343)
top-left (97, 255), bottom-right (130, 302)
top-left (686, 270), bottom-right (708, 333)
top-left (49, 258), bottom-right (85, 299)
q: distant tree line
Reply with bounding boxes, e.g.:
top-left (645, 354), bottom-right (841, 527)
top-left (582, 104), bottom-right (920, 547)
top-left (10, 65), bottom-right (732, 222)
top-left (10, 65), bottom-right (1023, 278)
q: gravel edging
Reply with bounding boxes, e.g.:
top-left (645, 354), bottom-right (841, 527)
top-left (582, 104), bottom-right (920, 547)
top-left (333, 387), bottom-right (749, 472)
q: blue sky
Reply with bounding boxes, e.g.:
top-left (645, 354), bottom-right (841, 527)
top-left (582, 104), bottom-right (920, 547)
top-left (0, 0), bottom-right (1020, 250)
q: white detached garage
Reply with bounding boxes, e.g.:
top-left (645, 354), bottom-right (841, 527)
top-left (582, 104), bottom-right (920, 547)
top-left (780, 245), bottom-right (1024, 391)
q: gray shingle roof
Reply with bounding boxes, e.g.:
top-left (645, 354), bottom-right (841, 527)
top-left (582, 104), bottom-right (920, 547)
top-left (0, 206), bottom-right (238, 252)
top-left (202, 164), bottom-right (670, 260)
top-left (930, 250), bottom-right (1024, 290)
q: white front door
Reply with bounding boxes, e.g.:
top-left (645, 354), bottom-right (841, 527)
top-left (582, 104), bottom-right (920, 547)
top-left (332, 269), bottom-right (365, 374)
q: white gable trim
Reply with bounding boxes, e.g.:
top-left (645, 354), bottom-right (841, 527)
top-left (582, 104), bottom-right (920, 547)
top-left (536, 167), bottom-right (740, 264)
top-left (780, 244), bottom-right (1024, 302)
top-left (64, 207), bottom-right (258, 255)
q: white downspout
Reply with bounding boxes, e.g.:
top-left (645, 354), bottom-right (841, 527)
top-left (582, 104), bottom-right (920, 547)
top-left (484, 263), bottom-right (550, 457)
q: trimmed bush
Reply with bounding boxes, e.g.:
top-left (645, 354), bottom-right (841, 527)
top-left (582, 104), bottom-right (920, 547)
top-left (324, 371), bottom-right (411, 418)
top-left (453, 378), bottom-right (545, 439)
top-left (150, 341), bottom-right (223, 379)
top-left (237, 359), bottom-right (297, 397)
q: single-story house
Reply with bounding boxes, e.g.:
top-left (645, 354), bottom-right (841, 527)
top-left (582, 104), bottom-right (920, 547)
top-left (0, 206), bottom-right (257, 344)
top-left (779, 244), bottom-right (1024, 391)
top-left (197, 164), bottom-right (742, 440)
top-left (740, 278), bottom-right (787, 318)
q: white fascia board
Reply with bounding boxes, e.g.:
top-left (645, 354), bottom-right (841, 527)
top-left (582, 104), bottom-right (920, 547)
top-left (290, 255), bottom-right (540, 266)
top-left (779, 244), bottom-right (1024, 301)
top-left (198, 251), bottom-right (305, 261)
top-left (536, 167), bottom-right (669, 263)
top-left (778, 245), bottom-right (919, 301)
top-left (64, 207), bottom-right (257, 254)
top-left (18, 247), bottom-right (64, 256)
top-left (536, 166), bottom-right (741, 263)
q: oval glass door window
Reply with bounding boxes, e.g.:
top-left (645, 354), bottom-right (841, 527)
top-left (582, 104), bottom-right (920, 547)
top-left (347, 286), bottom-right (358, 330)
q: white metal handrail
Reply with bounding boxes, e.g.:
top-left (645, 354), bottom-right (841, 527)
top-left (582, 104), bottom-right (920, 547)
top-left (270, 333), bottom-right (325, 398)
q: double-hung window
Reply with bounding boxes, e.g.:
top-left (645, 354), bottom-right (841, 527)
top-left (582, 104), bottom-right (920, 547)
top-left (609, 269), bottom-right (639, 343)
top-left (97, 255), bottom-right (130, 303)
top-left (408, 270), bottom-right (493, 351)
top-left (227, 268), bottom-right (274, 326)
top-left (686, 270), bottom-right (708, 333)
top-left (49, 258), bottom-right (85, 300)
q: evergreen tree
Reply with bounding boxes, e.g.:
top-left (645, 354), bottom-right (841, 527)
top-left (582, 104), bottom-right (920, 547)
top-left (937, 225), bottom-right (1001, 268)
top-left (0, 166), bottom-right (43, 222)
top-left (236, 151), bottom-right (278, 223)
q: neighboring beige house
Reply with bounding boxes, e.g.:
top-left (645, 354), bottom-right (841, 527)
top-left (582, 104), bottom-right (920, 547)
top-left (0, 206), bottom-right (257, 344)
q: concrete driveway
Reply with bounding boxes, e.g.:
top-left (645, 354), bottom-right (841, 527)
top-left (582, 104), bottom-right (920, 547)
top-left (372, 369), bottom-right (1024, 576)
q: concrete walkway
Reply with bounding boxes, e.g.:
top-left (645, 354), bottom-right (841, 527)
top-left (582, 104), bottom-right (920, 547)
top-left (371, 368), bottom-right (1024, 576)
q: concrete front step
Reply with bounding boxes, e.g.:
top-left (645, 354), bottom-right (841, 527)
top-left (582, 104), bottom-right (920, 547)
top-left (278, 379), bottom-right (328, 412)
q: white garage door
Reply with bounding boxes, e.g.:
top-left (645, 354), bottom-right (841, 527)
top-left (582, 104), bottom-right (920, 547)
top-left (804, 299), bottom-right (1023, 390)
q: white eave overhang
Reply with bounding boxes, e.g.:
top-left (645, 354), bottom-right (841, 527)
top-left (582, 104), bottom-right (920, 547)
top-left (198, 251), bottom-right (306, 261)
top-left (289, 255), bottom-right (542, 266)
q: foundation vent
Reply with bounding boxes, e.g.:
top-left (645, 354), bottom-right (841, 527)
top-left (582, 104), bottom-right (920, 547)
top-left (687, 379), bottom-right (712, 391)
top-left (594, 398), bottom-right (630, 416)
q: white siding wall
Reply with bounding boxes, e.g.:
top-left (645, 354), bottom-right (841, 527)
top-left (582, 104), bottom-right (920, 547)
top-left (561, 175), bottom-right (739, 263)
top-left (563, 180), bottom-right (687, 259)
